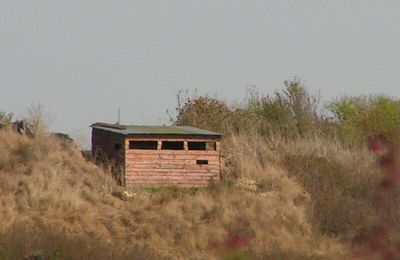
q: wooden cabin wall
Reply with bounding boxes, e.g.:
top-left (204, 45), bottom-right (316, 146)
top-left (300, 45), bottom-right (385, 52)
top-left (91, 128), bottom-right (125, 184)
top-left (124, 137), bottom-right (221, 187)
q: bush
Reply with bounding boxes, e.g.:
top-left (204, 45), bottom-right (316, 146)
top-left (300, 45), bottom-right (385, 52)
top-left (246, 79), bottom-right (323, 138)
top-left (328, 95), bottom-right (400, 145)
top-left (171, 79), bottom-right (331, 139)
top-left (171, 90), bottom-right (233, 133)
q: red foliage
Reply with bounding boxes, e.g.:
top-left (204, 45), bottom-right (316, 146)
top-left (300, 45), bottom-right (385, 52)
top-left (209, 217), bottom-right (249, 255)
top-left (368, 137), bottom-right (384, 153)
top-left (225, 234), bottom-right (249, 250)
top-left (353, 137), bottom-right (400, 259)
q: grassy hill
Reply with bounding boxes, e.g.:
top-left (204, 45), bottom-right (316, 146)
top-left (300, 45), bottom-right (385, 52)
top-left (0, 127), bottom-right (351, 259)
top-left (1, 81), bottom-right (400, 259)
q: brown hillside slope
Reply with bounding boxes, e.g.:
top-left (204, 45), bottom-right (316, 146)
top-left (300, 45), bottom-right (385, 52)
top-left (0, 129), bottom-right (346, 259)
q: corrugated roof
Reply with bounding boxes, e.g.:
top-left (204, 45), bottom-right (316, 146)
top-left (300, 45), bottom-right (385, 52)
top-left (90, 122), bottom-right (221, 137)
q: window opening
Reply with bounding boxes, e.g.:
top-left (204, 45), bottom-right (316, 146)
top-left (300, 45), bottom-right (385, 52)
top-left (188, 141), bottom-right (216, 151)
top-left (129, 140), bottom-right (158, 150)
top-left (161, 141), bottom-right (184, 150)
top-left (196, 160), bottom-right (208, 165)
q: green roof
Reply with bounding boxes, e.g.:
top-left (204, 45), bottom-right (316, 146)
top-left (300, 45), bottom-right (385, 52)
top-left (91, 123), bottom-right (221, 137)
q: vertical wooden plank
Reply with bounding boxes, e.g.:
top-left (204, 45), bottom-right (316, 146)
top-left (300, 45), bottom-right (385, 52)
top-left (216, 141), bottom-right (221, 152)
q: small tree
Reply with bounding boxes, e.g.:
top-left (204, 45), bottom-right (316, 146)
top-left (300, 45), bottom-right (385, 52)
top-left (171, 90), bottom-right (233, 133)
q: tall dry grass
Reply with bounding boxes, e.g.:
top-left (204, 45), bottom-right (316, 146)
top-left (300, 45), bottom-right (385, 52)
top-left (3, 82), bottom-right (400, 258)
top-left (223, 130), bottom-right (400, 258)
top-left (0, 126), bottom-right (353, 259)
top-left (0, 128), bottom-right (139, 259)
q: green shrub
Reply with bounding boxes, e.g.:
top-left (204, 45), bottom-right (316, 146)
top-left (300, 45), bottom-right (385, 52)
top-left (328, 95), bottom-right (400, 145)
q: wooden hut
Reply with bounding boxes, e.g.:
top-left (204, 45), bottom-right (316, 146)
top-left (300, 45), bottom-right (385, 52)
top-left (91, 122), bottom-right (221, 187)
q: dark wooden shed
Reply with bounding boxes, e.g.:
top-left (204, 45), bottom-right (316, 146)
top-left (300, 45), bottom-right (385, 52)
top-left (91, 123), bottom-right (221, 187)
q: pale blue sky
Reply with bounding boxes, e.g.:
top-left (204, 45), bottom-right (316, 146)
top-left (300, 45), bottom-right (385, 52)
top-left (1, 1), bottom-right (400, 142)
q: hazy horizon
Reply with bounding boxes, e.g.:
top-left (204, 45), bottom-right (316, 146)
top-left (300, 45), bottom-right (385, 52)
top-left (2, 1), bottom-right (400, 144)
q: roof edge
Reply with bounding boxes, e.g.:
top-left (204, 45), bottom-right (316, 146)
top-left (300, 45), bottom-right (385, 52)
top-left (90, 123), bottom-right (222, 137)
top-left (125, 133), bottom-right (221, 138)
top-left (91, 122), bottom-right (126, 130)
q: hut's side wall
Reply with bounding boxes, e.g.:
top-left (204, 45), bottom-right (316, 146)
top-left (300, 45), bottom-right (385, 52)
top-left (124, 137), bottom-right (221, 187)
top-left (92, 128), bottom-right (125, 183)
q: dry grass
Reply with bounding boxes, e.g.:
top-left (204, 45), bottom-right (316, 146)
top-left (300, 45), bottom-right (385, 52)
top-left (2, 127), bottom-right (386, 259)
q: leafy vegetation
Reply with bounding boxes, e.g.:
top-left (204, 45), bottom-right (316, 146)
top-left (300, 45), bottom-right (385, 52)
top-left (246, 79), bottom-right (322, 137)
top-left (328, 95), bottom-right (400, 144)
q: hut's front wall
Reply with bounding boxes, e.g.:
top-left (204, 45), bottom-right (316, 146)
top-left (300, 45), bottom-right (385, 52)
top-left (124, 137), bottom-right (220, 187)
